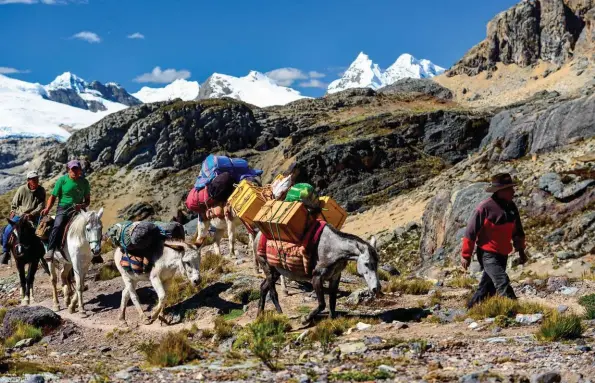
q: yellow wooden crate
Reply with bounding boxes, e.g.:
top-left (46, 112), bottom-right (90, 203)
top-left (254, 200), bottom-right (310, 243)
top-left (317, 197), bottom-right (347, 229)
top-left (228, 180), bottom-right (267, 229)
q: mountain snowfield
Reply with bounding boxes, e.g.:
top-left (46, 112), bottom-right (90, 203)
top-left (197, 71), bottom-right (307, 107)
top-left (133, 79), bottom-right (200, 103)
top-left (0, 74), bottom-right (127, 140)
top-left (327, 52), bottom-right (445, 94)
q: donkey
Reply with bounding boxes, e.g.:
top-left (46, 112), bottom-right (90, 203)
top-left (196, 213), bottom-right (255, 265)
top-left (114, 241), bottom-right (202, 325)
top-left (49, 208), bottom-right (103, 317)
top-left (255, 225), bottom-right (381, 324)
top-left (5, 218), bottom-right (45, 306)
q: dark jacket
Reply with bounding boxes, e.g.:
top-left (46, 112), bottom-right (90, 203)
top-left (462, 196), bottom-right (525, 259)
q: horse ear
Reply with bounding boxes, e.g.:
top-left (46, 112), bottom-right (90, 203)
top-left (97, 207), bottom-right (104, 219)
top-left (369, 236), bottom-right (377, 249)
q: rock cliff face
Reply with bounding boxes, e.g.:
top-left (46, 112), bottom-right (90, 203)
top-left (448, 0), bottom-right (594, 77)
top-left (481, 92), bottom-right (595, 161)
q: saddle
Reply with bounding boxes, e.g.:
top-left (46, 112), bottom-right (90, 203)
top-left (120, 253), bottom-right (151, 274)
top-left (59, 214), bottom-right (78, 250)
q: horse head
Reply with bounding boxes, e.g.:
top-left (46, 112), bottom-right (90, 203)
top-left (355, 236), bottom-right (382, 297)
top-left (167, 242), bottom-right (202, 287)
top-left (82, 208), bottom-right (103, 256)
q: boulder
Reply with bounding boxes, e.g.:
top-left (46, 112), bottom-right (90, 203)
top-left (539, 172), bottom-right (595, 201)
top-left (530, 371), bottom-right (562, 383)
top-left (546, 276), bottom-right (569, 292)
top-left (420, 183), bottom-right (489, 262)
top-left (379, 78), bottom-right (453, 100)
top-left (1, 306), bottom-right (61, 339)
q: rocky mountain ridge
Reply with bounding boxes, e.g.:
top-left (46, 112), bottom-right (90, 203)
top-left (448, 0), bottom-right (594, 77)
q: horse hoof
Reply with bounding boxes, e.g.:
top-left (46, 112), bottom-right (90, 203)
top-left (21, 300), bottom-right (29, 306)
top-left (53, 305), bottom-right (60, 312)
top-left (80, 312), bottom-right (90, 318)
top-left (68, 307), bottom-right (76, 314)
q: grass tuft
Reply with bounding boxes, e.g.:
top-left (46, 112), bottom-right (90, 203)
top-left (386, 277), bottom-right (433, 295)
top-left (537, 314), bottom-right (583, 341)
top-left (578, 294), bottom-right (595, 319)
top-left (0, 308), bottom-right (6, 324)
top-left (95, 262), bottom-right (120, 281)
top-left (214, 316), bottom-right (234, 339)
top-left (467, 296), bottom-right (549, 320)
top-left (139, 331), bottom-right (196, 367)
top-left (308, 317), bottom-right (378, 351)
top-left (223, 309), bottom-right (244, 321)
top-left (4, 322), bottom-right (42, 348)
top-left (234, 288), bottom-right (260, 305)
top-left (164, 275), bottom-right (199, 307)
top-left (446, 276), bottom-right (477, 289)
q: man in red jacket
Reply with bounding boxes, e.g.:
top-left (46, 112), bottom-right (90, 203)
top-left (462, 173), bottom-right (528, 308)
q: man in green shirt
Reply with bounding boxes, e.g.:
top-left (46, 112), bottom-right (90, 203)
top-left (42, 160), bottom-right (94, 262)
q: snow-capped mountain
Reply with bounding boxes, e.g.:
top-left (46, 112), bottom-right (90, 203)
top-left (327, 52), bottom-right (445, 94)
top-left (0, 74), bottom-right (132, 140)
top-left (44, 72), bottom-right (141, 112)
top-left (197, 71), bottom-right (307, 107)
top-left (133, 79), bottom-right (200, 103)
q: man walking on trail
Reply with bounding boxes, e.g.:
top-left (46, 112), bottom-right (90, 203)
top-left (462, 173), bottom-right (527, 308)
top-left (1, 171), bottom-right (46, 264)
top-left (41, 160), bottom-right (100, 263)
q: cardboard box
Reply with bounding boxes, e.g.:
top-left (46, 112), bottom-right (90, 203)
top-left (317, 197), bottom-right (347, 229)
top-left (228, 180), bottom-right (268, 229)
top-left (254, 200), bottom-right (310, 243)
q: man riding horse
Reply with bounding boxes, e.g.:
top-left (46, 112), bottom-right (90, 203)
top-left (42, 160), bottom-right (103, 264)
top-left (1, 171), bottom-right (46, 265)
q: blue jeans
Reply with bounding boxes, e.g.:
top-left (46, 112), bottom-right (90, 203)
top-left (2, 216), bottom-right (20, 253)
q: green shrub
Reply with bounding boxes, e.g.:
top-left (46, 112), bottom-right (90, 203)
top-left (537, 314), bottom-right (583, 341)
top-left (446, 276), bottom-right (477, 289)
top-left (578, 294), bottom-right (595, 319)
top-left (223, 309), bottom-right (244, 321)
top-left (0, 307), bottom-right (6, 323)
top-left (139, 331), bottom-right (196, 367)
top-left (4, 322), bottom-right (43, 348)
top-left (386, 278), bottom-right (433, 295)
top-left (308, 317), bottom-right (378, 352)
top-left (214, 316), bottom-right (234, 339)
top-left (467, 296), bottom-right (548, 320)
top-left (234, 312), bottom-right (290, 370)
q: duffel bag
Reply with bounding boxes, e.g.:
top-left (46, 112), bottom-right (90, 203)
top-left (207, 172), bottom-right (235, 203)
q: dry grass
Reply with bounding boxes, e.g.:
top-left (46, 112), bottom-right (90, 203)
top-left (4, 322), bottom-right (42, 348)
top-left (537, 314), bottom-right (583, 341)
top-left (446, 276), bottom-right (477, 289)
top-left (309, 317), bottom-right (379, 351)
top-left (386, 277), bottom-right (433, 295)
top-left (213, 316), bottom-right (234, 339)
top-left (578, 294), bottom-right (595, 319)
top-left (164, 275), bottom-right (199, 307)
top-left (0, 308), bottom-right (6, 324)
top-left (95, 262), bottom-right (120, 281)
top-left (467, 296), bottom-right (549, 320)
top-left (139, 331), bottom-right (196, 367)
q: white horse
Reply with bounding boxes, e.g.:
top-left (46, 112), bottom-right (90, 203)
top-left (114, 241), bottom-right (201, 325)
top-left (49, 208), bottom-right (103, 317)
top-left (196, 213), bottom-right (256, 266)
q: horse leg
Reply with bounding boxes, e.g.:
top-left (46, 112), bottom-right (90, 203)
top-left (257, 263), bottom-right (273, 316)
top-left (250, 233), bottom-right (260, 274)
top-left (127, 280), bottom-right (147, 323)
top-left (328, 274), bottom-right (341, 319)
top-left (49, 261), bottom-right (60, 311)
top-left (226, 217), bottom-right (237, 259)
top-left (16, 262), bottom-right (28, 306)
top-left (196, 219), bottom-right (208, 246)
top-left (281, 276), bottom-right (289, 296)
top-left (213, 229), bottom-right (223, 258)
top-left (119, 284), bottom-right (131, 323)
top-left (26, 261), bottom-right (39, 305)
top-left (269, 269), bottom-right (283, 314)
top-left (61, 265), bottom-right (72, 307)
top-left (147, 276), bottom-right (166, 325)
top-left (304, 275), bottom-right (326, 324)
top-left (70, 270), bottom-right (87, 317)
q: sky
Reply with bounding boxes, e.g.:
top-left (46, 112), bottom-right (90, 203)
top-left (0, 0), bottom-right (519, 97)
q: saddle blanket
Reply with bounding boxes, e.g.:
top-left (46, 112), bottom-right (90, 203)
top-left (258, 220), bottom-right (326, 278)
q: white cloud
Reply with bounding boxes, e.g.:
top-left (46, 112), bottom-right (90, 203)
top-left (308, 71), bottom-right (326, 79)
top-left (0, 67), bottom-right (29, 74)
top-left (265, 68), bottom-right (308, 87)
top-left (133, 66), bottom-right (191, 83)
top-left (299, 79), bottom-right (328, 89)
top-left (72, 31), bottom-right (101, 43)
top-left (127, 32), bottom-right (145, 39)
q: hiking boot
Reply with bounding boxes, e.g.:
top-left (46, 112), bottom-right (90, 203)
top-left (0, 251), bottom-right (9, 265)
top-left (91, 255), bottom-right (104, 264)
top-left (43, 249), bottom-right (54, 262)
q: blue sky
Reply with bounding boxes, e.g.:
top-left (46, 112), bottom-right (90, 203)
top-left (0, 0), bottom-right (518, 97)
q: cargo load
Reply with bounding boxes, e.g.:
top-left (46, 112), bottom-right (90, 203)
top-left (228, 179), bottom-right (271, 229)
top-left (194, 155), bottom-right (263, 190)
top-left (253, 200), bottom-right (312, 243)
top-left (317, 197), bottom-right (347, 230)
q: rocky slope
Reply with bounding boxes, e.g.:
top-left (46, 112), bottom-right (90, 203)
top-left (447, 0), bottom-right (594, 77)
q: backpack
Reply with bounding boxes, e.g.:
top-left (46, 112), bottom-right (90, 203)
top-left (35, 216), bottom-right (55, 240)
top-left (194, 155), bottom-right (263, 190)
top-left (207, 172), bottom-right (235, 203)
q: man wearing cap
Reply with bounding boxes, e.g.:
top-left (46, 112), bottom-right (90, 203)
top-left (1, 171), bottom-right (46, 264)
top-left (462, 173), bottom-right (528, 308)
top-left (41, 160), bottom-right (94, 262)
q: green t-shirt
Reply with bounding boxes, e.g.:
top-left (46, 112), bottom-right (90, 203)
top-left (52, 175), bottom-right (91, 207)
